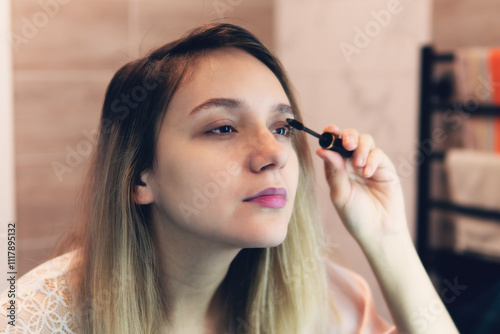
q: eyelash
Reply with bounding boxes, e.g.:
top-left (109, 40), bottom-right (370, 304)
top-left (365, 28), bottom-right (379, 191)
top-left (208, 124), bottom-right (294, 137)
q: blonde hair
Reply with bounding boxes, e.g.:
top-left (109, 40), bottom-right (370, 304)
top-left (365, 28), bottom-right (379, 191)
top-left (63, 23), bottom-right (336, 333)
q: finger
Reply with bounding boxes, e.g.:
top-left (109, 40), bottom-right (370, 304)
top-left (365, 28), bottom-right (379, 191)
top-left (316, 148), bottom-right (351, 205)
top-left (340, 128), bottom-right (359, 152)
top-left (322, 124), bottom-right (341, 136)
top-left (360, 146), bottom-right (399, 182)
top-left (352, 133), bottom-right (375, 168)
top-left (363, 147), bottom-right (384, 178)
top-left (370, 149), bottom-right (399, 182)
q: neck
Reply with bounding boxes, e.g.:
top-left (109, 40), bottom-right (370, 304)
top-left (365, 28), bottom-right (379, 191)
top-left (151, 213), bottom-right (241, 332)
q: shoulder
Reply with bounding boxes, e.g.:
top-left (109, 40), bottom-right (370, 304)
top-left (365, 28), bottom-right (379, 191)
top-left (325, 259), bottom-right (397, 334)
top-left (0, 251), bottom-right (79, 333)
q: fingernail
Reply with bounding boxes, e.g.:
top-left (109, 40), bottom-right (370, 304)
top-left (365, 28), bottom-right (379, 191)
top-left (344, 135), bottom-right (353, 145)
top-left (356, 155), bottom-right (364, 166)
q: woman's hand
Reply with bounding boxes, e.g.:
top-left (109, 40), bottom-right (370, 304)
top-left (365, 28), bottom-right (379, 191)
top-left (315, 125), bottom-right (410, 250)
top-left (317, 125), bottom-right (460, 333)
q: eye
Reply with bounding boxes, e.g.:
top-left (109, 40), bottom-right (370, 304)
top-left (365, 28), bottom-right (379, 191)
top-left (209, 125), bottom-right (236, 134)
top-left (272, 125), bottom-right (293, 137)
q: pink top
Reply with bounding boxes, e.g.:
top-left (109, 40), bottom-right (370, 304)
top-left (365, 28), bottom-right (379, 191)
top-left (0, 252), bottom-right (396, 333)
top-left (325, 259), bottom-right (397, 333)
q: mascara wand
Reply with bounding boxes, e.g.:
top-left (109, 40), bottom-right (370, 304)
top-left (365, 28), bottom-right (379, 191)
top-left (286, 118), bottom-right (354, 158)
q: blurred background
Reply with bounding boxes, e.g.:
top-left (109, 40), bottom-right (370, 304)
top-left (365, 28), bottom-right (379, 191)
top-left (2, 0), bottom-right (500, 332)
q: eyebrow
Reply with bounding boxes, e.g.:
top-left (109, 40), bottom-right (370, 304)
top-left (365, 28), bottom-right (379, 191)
top-left (189, 98), bottom-right (295, 117)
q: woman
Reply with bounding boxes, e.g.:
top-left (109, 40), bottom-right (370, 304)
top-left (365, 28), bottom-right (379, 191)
top-left (0, 23), bottom-right (458, 333)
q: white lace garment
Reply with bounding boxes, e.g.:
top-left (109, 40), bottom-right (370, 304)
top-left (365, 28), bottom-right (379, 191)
top-left (0, 252), bottom-right (77, 333)
top-left (0, 251), bottom-right (395, 334)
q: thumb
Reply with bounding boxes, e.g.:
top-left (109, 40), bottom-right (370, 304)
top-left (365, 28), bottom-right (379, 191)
top-left (316, 148), bottom-right (351, 207)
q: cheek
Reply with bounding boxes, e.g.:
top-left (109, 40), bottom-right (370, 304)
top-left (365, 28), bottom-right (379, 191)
top-left (153, 149), bottom-right (242, 221)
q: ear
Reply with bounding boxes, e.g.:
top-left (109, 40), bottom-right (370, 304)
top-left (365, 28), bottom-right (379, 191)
top-left (133, 172), bottom-right (155, 205)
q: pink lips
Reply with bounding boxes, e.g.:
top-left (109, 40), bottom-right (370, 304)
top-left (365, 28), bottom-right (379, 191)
top-left (243, 187), bottom-right (287, 208)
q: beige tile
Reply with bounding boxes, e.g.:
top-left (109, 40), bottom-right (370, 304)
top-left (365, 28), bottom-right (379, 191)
top-left (135, 0), bottom-right (273, 57)
top-left (11, 0), bottom-right (130, 70)
top-left (219, 0), bottom-right (274, 49)
top-left (433, 0), bottom-right (500, 50)
top-left (14, 77), bottom-right (107, 156)
top-left (276, 0), bottom-right (430, 72)
top-left (14, 76), bottom-right (106, 247)
top-left (16, 152), bottom-right (87, 241)
top-left (288, 72), bottom-right (419, 154)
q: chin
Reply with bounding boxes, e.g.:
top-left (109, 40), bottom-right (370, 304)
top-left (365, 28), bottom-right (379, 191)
top-left (236, 223), bottom-right (289, 248)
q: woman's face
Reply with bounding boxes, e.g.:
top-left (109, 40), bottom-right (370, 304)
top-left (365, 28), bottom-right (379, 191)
top-left (145, 47), bottom-right (299, 249)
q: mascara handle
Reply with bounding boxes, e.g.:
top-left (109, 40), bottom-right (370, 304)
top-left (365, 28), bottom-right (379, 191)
top-left (319, 132), bottom-right (354, 158)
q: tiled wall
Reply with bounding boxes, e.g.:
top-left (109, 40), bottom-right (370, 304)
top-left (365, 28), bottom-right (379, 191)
top-left (433, 0), bottom-right (500, 50)
top-left (275, 0), bottom-right (431, 321)
top-left (12, 0), bottom-right (273, 276)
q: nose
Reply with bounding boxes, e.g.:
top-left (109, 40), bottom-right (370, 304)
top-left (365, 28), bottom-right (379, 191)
top-left (246, 128), bottom-right (289, 173)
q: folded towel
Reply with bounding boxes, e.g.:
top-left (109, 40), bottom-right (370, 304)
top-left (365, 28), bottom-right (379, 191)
top-left (453, 48), bottom-right (500, 153)
top-left (463, 118), bottom-right (495, 151)
top-left (445, 148), bottom-right (500, 210)
top-left (444, 149), bottom-right (500, 258)
top-left (452, 217), bottom-right (500, 258)
top-left (454, 48), bottom-right (491, 104)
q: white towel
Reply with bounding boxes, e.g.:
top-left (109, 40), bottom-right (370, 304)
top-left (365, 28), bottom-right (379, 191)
top-left (444, 149), bottom-right (500, 258)
top-left (454, 48), bottom-right (492, 104)
top-left (445, 148), bottom-right (500, 210)
top-left (452, 217), bottom-right (500, 258)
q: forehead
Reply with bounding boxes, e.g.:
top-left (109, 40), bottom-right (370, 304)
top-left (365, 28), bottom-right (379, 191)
top-left (166, 48), bottom-right (289, 112)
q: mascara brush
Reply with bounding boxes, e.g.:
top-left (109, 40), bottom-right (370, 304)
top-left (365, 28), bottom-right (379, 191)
top-left (286, 118), bottom-right (354, 158)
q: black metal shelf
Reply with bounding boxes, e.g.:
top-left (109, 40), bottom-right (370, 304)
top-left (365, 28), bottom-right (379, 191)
top-left (429, 200), bottom-right (500, 221)
top-left (430, 248), bottom-right (500, 269)
top-left (432, 103), bottom-right (500, 117)
top-left (417, 45), bottom-right (500, 334)
top-left (416, 45), bottom-right (500, 268)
